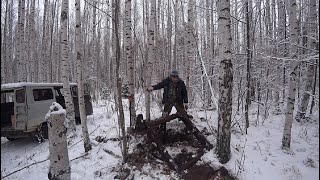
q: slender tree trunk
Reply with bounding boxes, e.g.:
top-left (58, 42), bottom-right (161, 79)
top-left (75, 0), bottom-right (92, 152)
top-left (112, 0), bottom-right (118, 111)
top-left (216, 0), bottom-right (233, 164)
top-left (282, 0), bottom-right (299, 149)
top-left (245, 0), bottom-right (251, 133)
top-left (60, 0), bottom-right (76, 132)
top-left (309, 60), bottom-right (318, 115)
top-left (145, 0), bottom-right (156, 121)
top-left (185, 0), bottom-right (196, 104)
top-left (16, 0), bottom-right (26, 82)
top-left (125, 0), bottom-right (136, 128)
top-left (295, 0), bottom-right (317, 120)
top-left (167, 0), bottom-right (172, 72)
top-left (40, 0), bottom-right (48, 82)
top-left (90, 1), bottom-right (97, 101)
top-left (173, 0), bottom-right (178, 70)
top-left (114, 0), bottom-right (128, 162)
top-left (8, 0), bottom-right (14, 83)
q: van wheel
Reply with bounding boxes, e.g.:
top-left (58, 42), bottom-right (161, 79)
top-left (40, 122), bottom-right (49, 139)
top-left (6, 137), bottom-right (17, 141)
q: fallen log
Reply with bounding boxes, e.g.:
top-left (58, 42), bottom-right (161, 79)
top-left (178, 149), bottom-right (204, 171)
top-left (181, 117), bottom-right (213, 150)
top-left (134, 113), bottom-right (213, 172)
top-left (145, 114), bottom-right (180, 128)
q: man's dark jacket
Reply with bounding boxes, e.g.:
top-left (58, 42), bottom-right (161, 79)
top-left (152, 77), bottom-right (188, 105)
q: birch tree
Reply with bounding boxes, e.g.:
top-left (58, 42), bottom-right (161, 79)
top-left (46, 103), bottom-right (70, 180)
top-left (185, 0), bottom-right (196, 102)
top-left (40, 0), bottom-right (48, 82)
top-left (60, 0), bottom-right (76, 132)
top-left (216, 0), bottom-right (233, 164)
top-left (245, 0), bottom-right (251, 132)
top-left (124, 0), bottom-right (136, 128)
top-left (145, 0), bottom-right (156, 121)
top-left (27, 0), bottom-right (36, 82)
top-left (75, 0), bottom-right (92, 152)
top-left (114, 0), bottom-right (128, 162)
top-left (282, 0), bottom-right (299, 149)
top-left (16, 0), bottom-right (26, 82)
top-left (1, 0), bottom-right (9, 84)
top-left (295, 0), bottom-right (317, 121)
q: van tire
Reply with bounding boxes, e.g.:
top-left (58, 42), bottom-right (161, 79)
top-left (40, 122), bottom-right (49, 139)
top-left (6, 137), bottom-right (17, 141)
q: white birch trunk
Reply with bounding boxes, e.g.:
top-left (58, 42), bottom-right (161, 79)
top-left (60, 0), bottom-right (76, 132)
top-left (125, 0), bottom-right (136, 128)
top-left (28, 0), bottom-right (36, 82)
top-left (216, 0), bottom-right (233, 164)
top-left (295, 0), bottom-right (317, 120)
top-left (46, 102), bottom-right (70, 180)
top-left (75, 0), bottom-right (92, 152)
top-left (167, 0), bottom-right (172, 72)
top-left (282, 0), bottom-right (299, 149)
top-left (16, 0), bottom-right (26, 82)
top-left (8, 0), bottom-right (14, 82)
top-left (1, 0), bottom-right (10, 84)
top-left (173, 0), bottom-right (178, 70)
top-left (145, 0), bottom-right (156, 121)
top-left (40, 0), bottom-right (48, 82)
top-left (90, 1), bottom-right (97, 101)
top-left (112, 0), bottom-right (118, 111)
top-left (114, 0), bottom-right (128, 162)
top-left (185, 0), bottom-right (196, 103)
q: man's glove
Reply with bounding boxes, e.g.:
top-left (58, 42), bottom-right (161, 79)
top-left (184, 103), bottom-right (188, 110)
top-left (147, 86), bottom-right (154, 92)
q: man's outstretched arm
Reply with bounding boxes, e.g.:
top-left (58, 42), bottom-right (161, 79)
top-left (147, 78), bottom-right (168, 91)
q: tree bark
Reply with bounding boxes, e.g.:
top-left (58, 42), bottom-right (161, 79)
top-left (185, 0), bottom-right (196, 103)
top-left (46, 102), bottom-right (70, 180)
top-left (295, 0), bottom-right (317, 120)
top-left (115, 0), bottom-right (128, 162)
top-left (145, 0), bottom-right (156, 121)
top-left (16, 0), bottom-right (26, 82)
top-left (245, 0), bottom-right (251, 133)
top-left (282, 0), bottom-right (299, 149)
top-left (60, 0), bottom-right (76, 132)
top-left (216, 0), bottom-right (233, 164)
top-left (125, 0), bottom-right (136, 128)
top-left (75, 0), bottom-right (92, 152)
top-left (40, 0), bottom-right (48, 82)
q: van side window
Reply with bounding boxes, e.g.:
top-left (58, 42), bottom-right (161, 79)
top-left (33, 89), bottom-right (53, 101)
top-left (16, 89), bottom-right (25, 103)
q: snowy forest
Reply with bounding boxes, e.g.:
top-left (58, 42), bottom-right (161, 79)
top-left (1, 0), bottom-right (319, 179)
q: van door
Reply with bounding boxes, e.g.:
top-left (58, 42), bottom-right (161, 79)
top-left (27, 87), bottom-right (54, 131)
top-left (14, 88), bottom-right (27, 130)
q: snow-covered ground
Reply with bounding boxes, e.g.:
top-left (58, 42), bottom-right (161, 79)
top-left (1, 96), bottom-right (319, 180)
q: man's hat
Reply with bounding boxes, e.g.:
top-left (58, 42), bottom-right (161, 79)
top-left (170, 70), bottom-right (179, 76)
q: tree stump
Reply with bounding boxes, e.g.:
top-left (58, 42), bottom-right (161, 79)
top-left (46, 102), bottom-right (71, 180)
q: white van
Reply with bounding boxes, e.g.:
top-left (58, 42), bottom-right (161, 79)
top-left (1, 82), bottom-right (93, 141)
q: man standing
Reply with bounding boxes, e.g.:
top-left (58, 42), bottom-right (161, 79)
top-left (147, 70), bottom-right (189, 143)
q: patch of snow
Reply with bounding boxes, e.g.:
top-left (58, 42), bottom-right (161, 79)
top-left (1, 95), bottom-right (319, 180)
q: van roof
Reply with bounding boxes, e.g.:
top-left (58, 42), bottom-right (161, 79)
top-left (1, 82), bottom-right (78, 91)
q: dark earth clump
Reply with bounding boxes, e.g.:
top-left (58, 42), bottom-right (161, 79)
top-left (124, 114), bottom-right (236, 180)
